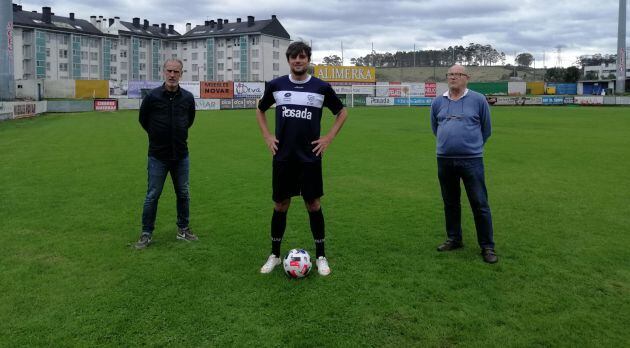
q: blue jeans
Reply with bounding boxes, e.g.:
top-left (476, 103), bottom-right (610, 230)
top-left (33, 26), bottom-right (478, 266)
top-left (437, 157), bottom-right (494, 249)
top-left (141, 156), bottom-right (190, 236)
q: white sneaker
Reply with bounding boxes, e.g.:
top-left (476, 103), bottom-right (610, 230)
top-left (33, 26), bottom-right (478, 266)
top-left (316, 256), bottom-right (331, 276)
top-left (260, 254), bottom-right (281, 274)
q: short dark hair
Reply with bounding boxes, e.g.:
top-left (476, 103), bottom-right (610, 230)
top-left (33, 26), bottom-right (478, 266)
top-left (286, 41), bottom-right (311, 61)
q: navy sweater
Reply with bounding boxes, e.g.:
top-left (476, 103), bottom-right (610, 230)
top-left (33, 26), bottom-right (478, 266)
top-left (430, 89), bottom-right (491, 158)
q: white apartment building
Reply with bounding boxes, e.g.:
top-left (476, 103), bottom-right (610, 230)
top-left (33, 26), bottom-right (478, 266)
top-left (11, 4), bottom-right (291, 83)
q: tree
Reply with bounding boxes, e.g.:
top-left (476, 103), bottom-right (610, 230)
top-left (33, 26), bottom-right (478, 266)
top-left (544, 67), bottom-right (565, 82)
top-left (322, 55), bottom-right (342, 66)
top-left (564, 66), bottom-right (580, 83)
top-left (515, 53), bottom-right (534, 67)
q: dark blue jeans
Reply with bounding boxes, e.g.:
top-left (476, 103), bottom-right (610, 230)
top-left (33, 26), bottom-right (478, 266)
top-left (437, 157), bottom-right (494, 249)
top-left (141, 156), bottom-right (190, 236)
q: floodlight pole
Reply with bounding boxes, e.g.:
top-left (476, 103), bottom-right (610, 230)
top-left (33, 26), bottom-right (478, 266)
top-left (0, 1), bottom-right (16, 101)
top-left (616, 0), bottom-right (627, 94)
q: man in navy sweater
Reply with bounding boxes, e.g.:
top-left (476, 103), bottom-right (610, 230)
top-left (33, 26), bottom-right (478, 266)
top-left (430, 64), bottom-right (498, 263)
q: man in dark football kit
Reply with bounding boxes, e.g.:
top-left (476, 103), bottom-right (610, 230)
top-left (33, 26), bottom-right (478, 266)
top-left (134, 59), bottom-right (198, 249)
top-left (256, 41), bottom-right (348, 276)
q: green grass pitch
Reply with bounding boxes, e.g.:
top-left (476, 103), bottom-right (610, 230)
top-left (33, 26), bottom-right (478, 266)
top-left (0, 106), bottom-right (629, 346)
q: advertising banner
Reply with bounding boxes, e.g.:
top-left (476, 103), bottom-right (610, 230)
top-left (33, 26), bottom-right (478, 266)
top-left (179, 81), bottom-right (201, 98)
top-left (542, 96), bottom-right (565, 105)
top-left (574, 96), bottom-right (603, 105)
top-left (245, 99), bottom-right (259, 108)
top-left (128, 80), bottom-right (162, 99)
top-left (394, 97), bottom-right (433, 106)
top-left (232, 98), bottom-right (246, 109)
top-left (201, 81), bottom-right (234, 99)
top-left (13, 103), bottom-right (37, 118)
top-left (194, 99), bottom-right (221, 110)
top-left (409, 83), bottom-right (425, 96)
top-left (94, 99), bottom-right (118, 111)
top-left (366, 97), bottom-right (395, 106)
top-left (233, 82), bottom-right (265, 98)
top-left (220, 99), bottom-right (233, 109)
top-left (425, 82), bottom-right (436, 97)
top-left (314, 66), bottom-right (376, 83)
top-left (491, 96), bottom-right (542, 106)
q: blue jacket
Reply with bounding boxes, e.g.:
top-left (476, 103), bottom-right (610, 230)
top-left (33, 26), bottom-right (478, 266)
top-left (430, 89), bottom-right (491, 158)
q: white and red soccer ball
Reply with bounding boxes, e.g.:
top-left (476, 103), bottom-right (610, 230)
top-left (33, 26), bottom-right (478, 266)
top-left (283, 249), bottom-right (312, 278)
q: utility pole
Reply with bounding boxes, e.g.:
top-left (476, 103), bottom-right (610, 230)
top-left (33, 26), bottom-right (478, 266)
top-left (341, 41), bottom-right (344, 66)
top-left (616, 0), bottom-right (627, 94)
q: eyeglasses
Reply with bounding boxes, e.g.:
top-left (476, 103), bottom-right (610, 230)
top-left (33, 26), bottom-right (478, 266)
top-left (446, 73), bottom-right (468, 78)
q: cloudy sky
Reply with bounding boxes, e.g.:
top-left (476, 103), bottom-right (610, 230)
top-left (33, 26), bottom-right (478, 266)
top-left (16, 0), bottom-right (630, 67)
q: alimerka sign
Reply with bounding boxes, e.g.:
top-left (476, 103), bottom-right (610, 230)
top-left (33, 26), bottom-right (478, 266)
top-left (200, 81), bottom-right (233, 99)
top-left (314, 66), bottom-right (376, 83)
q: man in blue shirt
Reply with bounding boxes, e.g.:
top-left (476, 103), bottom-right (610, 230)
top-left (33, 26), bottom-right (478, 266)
top-left (430, 65), bottom-right (497, 263)
top-left (256, 42), bottom-right (348, 275)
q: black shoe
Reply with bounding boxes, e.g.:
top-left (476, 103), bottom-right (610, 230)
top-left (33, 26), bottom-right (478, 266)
top-left (177, 227), bottom-right (198, 241)
top-left (135, 234), bottom-right (152, 249)
top-left (481, 248), bottom-right (498, 263)
top-left (437, 239), bottom-right (463, 252)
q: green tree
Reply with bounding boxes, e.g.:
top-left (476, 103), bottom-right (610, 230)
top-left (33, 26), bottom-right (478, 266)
top-left (322, 55), bottom-right (342, 66)
top-left (564, 66), bottom-right (580, 82)
top-left (515, 53), bottom-right (534, 67)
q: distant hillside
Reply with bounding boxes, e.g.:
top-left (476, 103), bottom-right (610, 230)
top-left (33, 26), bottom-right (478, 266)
top-left (376, 66), bottom-right (546, 83)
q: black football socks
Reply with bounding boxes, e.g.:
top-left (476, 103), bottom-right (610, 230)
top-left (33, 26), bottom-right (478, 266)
top-left (271, 210), bottom-right (287, 257)
top-left (309, 209), bottom-right (325, 258)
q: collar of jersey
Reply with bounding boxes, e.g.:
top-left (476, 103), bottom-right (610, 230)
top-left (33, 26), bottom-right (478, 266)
top-left (443, 88), bottom-right (469, 101)
top-left (289, 74), bottom-right (312, 84)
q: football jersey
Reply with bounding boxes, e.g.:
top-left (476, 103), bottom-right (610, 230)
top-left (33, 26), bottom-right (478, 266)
top-left (258, 74), bottom-right (344, 162)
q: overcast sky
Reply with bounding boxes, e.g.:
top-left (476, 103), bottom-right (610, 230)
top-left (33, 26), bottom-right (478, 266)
top-left (16, 0), bottom-right (630, 67)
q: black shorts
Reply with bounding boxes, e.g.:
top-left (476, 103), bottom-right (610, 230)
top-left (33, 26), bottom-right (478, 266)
top-left (272, 161), bottom-right (323, 203)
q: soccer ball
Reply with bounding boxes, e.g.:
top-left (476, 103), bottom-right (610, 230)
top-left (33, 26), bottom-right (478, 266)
top-left (283, 249), bottom-right (312, 278)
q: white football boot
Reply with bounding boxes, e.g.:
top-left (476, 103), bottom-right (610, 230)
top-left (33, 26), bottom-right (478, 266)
top-left (260, 254), bottom-right (281, 274)
top-left (316, 256), bottom-right (331, 276)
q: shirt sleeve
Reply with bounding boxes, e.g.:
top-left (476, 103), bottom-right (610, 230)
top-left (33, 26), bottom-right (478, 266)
top-left (188, 94), bottom-right (196, 128)
top-left (479, 96), bottom-right (491, 143)
top-left (430, 99), bottom-right (439, 136)
top-left (139, 94), bottom-right (151, 131)
top-left (257, 81), bottom-right (276, 112)
top-left (322, 84), bottom-right (344, 116)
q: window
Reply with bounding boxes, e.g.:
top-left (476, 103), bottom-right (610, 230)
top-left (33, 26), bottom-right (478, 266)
top-left (252, 62), bottom-right (260, 70)
top-left (192, 64), bottom-right (198, 71)
top-left (139, 39), bottom-right (146, 48)
top-left (59, 63), bottom-right (68, 72)
top-left (110, 66), bottom-right (117, 74)
top-left (81, 64), bottom-right (88, 73)
top-left (46, 62), bottom-right (50, 71)
top-left (172, 42), bottom-right (177, 50)
top-left (120, 50), bottom-right (127, 58)
top-left (139, 63), bottom-right (146, 71)
top-left (203, 52), bottom-right (206, 59)
top-left (140, 74), bottom-right (146, 79)
top-left (273, 63), bottom-right (279, 71)
top-left (218, 74), bottom-right (224, 81)
top-left (192, 75), bottom-right (199, 81)
top-left (273, 39), bottom-right (280, 48)
top-left (59, 35), bottom-right (69, 45)
top-left (191, 41), bottom-right (198, 49)
top-left (46, 48), bottom-right (50, 57)
top-left (252, 49), bottom-right (259, 58)
top-left (140, 52), bottom-right (146, 59)
top-left (121, 73), bottom-right (128, 80)
top-left (233, 62), bottom-right (240, 70)
top-left (251, 36), bottom-right (260, 45)
top-left (111, 41), bottom-right (117, 50)
top-left (218, 63), bottom-right (224, 70)
top-left (233, 74), bottom-right (240, 81)
top-left (192, 52), bottom-right (198, 60)
top-left (81, 51), bottom-right (88, 60)
top-left (110, 54), bottom-right (117, 62)
top-left (233, 38), bottom-right (240, 46)
top-left (90, 65), bottom-right (99, 73)
top-left (90, 52), bottom-right (98, 61)
top-left (217, 40), bottom-right (224, 48)
top-left (120, 37), bottom-right (128, 45)
top-left (121, 61), bottom-right (128, 69)
top-left (273, 51), bottom-right (279, 60)
top-left (217, 51), bottom-right (224, 59)
top-left (252, 74), bottom-right (259, 81)
top-left (90, 39), bottom-right (99, 48)
top-left (46, 33), bottom-right (51, 43)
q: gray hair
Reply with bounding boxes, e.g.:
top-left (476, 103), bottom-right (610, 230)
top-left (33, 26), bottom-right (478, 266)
top-left (163, 58), bottom-right (183, 70)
